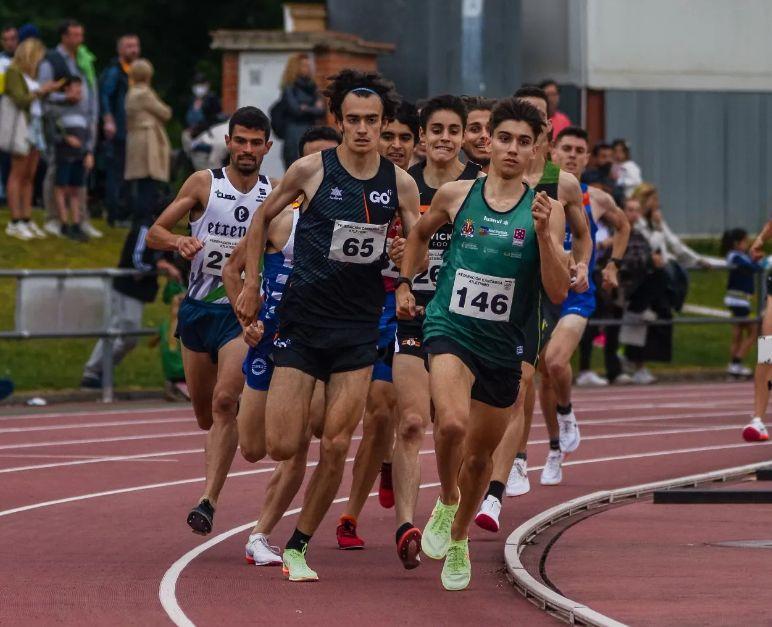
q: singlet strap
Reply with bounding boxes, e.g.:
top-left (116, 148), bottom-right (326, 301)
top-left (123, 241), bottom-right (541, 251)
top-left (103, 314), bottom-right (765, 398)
top-left (211, 168), bottom-right (225, 180)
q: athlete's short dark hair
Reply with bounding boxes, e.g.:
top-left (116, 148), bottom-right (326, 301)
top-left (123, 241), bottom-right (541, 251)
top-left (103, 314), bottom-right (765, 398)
top-left (228, 106), bottom-right (271, 139)
top-left (461, 95), bottom-right (496, 114)
top-left (538, 79), bottom-right (558, 91)
top-left (391, 101), bottom-right (419, 141)
top-left (298, 125), bottom-right (342, 156)
top-left (489, 97), bottom-right (544, 140)
top-left (323, 69), bottom-right (400, 122)
top-left (513, 85), bottom-right (549, 110)
top-left (555, 126), bottom-right (589, 145)
top-left (419, 94), bottom-right (467, 130)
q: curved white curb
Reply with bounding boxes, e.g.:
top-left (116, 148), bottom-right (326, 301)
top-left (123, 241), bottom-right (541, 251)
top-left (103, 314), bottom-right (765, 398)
top-left (504, 460), bottom-right (771, 626)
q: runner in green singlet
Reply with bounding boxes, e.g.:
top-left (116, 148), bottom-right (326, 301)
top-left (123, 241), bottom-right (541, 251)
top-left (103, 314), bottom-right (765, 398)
top-left (394, 97), bottom-right (569, 591)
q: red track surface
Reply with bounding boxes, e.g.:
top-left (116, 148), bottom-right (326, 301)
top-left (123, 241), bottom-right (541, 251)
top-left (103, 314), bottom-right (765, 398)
top-left (0, 382), bottom-right (770, 625)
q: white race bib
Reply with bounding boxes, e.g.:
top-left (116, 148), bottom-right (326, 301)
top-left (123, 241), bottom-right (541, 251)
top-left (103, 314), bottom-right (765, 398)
top-left (329, 220), bottom-right (388, 264)
top-left (449, 269), bottom-right (514, 322)
top-left (413, 249), bottom-right (444, 292)
top-left (381, 237), bottom-right (399, 278)
top-left (202, 235), bottom-right (239, 277)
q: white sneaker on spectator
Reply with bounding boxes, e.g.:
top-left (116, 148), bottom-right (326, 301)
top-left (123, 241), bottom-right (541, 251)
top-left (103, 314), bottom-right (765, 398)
top-left (44, 219), bottom-right (63, 237)
top-left (540, 450), bottom-right (563, 485)
top-left (575, 370), bottom-right (608, 387)
top-left (613, 373), bottom-right (634, 385)
top-left (80, 220), bottom-right (103, 239)
top-left (505, 458), bottom-right (530, 497)
top-left (632, 368), bottom-right (656, 385)
top-left (6, 222), bottom-right (33, 240)
top-left (25, 221), bottom-right (47, 238)
top-left (558, 410), bottom-right (581, 453)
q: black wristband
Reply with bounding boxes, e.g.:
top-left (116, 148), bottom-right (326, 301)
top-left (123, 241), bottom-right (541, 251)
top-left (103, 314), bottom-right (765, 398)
top-left (395, 276), bottom-right (413, 291)
top-left (609, 257), bottom-right (623, 267)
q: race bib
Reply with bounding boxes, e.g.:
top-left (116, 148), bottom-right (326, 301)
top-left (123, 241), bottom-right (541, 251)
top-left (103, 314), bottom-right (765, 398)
top-left (449, 269), bottom-right (514, 322)
top-left (202, 235), bottom-right (238, 277)
top-left (329, 220), bottom-right (388, 264)
top-left (413, 249), bottom-right (444, 292)
top-left (382, 237), bottom-right (399, 278)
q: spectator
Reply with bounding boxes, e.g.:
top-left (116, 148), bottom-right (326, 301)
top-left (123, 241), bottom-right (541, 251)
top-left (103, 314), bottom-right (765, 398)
top-left (1, 37), bottom-right (60, 240)
top-left (279, 53), bottom-right (325, 168)
top-left (149, 277), bottom-right (189, 402)
top-left (38, 18), bottom-right (102, 240)
top-left (0, 25), bottom-right (19, 203)
top-left (0, 25), bottom-right (17, 61)
top-left (540, 78), bottom-right (571, 140)
top-left (99, 33), bottom-right (140, 226)
top-left (611, 138), bottom-right (642, 198)
top-left (125, 58), bottom-right (172, 222)
top-left (185, 71), bottom-right (221, 135)
top-left (48, 76), bottom-right (93, 241)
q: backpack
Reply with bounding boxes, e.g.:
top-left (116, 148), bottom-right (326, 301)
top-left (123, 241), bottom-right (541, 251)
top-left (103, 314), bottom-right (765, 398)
top-left (269, 89), bottom-right (289, 140)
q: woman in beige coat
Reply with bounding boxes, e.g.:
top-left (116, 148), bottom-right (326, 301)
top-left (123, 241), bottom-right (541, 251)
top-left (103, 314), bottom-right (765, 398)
top-left (125, 58), bottom-right (171, 221)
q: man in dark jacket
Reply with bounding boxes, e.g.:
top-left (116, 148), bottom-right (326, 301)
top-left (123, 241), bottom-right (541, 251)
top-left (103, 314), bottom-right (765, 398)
top-left (99, 34), bottom-right (140, 225)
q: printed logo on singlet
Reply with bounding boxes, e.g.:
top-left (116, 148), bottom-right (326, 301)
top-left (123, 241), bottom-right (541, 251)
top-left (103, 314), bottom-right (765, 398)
top-left (461, 219), bottom-right (475, 238)
top-left (368, 189), bottom-right (393, 205)
top-left (215, 190), bottom-right (236, 201)
top-left (330, 186), bottom-right (343, 201)
top-left (512, 228), bottom-right (527, 247)
top-left (234, 206), bottom-right (250, 223)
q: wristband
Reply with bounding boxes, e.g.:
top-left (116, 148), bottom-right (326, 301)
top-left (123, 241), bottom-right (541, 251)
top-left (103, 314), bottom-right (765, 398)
top-left (395, 276), bottom-right (413, 291)
top-left (608, 257), bottom-right (623, 267)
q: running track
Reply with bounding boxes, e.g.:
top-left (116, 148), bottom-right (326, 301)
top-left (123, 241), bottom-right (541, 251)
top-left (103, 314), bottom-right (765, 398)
top-left (0, 381), bottom-right (770, 625)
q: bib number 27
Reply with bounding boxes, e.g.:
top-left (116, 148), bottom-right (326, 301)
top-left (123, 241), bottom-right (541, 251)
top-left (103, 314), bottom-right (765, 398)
top-left (449, 269), bottom-right (514, 322)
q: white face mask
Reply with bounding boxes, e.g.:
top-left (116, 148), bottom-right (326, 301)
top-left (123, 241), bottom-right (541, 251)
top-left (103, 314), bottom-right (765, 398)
top-left (192, 84), bottom-right (209, 98)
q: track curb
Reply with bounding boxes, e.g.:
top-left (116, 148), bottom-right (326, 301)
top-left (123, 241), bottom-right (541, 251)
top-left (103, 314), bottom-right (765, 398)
top-left (503, 460), bottom-right (771, 626)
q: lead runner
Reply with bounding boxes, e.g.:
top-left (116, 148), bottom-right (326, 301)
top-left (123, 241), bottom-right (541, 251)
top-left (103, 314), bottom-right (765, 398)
top-left (395, 97), bottom-right (569, 590)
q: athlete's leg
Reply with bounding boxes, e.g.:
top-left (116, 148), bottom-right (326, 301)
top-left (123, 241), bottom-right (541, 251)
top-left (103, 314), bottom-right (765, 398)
top-left (181, 345), bottom-right (217, 431)
top-left (392, 354), bottom-right (431, 527)
top-left (237, 386), bottom-right (267, 463)
top-left (517, 363), bottom-right (537, 452)
top-left (489, 363), bottom-right (533, 486)
top-left (543, 315), bottom-right (588, 408)
top-left (265, 367), bottom-right (317, 461)
top-left (752, 302), bottom-right (772, 419)
top-left (538, 358), bottom-right (559, 442)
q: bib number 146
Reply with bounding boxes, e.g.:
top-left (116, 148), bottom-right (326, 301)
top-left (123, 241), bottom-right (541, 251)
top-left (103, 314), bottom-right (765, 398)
top-left (449, 269), bottom-right (514, 322)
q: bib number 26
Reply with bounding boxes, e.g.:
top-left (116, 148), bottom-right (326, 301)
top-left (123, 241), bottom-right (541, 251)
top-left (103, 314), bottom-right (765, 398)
top-left (449, 269), bottom-right (514, 322)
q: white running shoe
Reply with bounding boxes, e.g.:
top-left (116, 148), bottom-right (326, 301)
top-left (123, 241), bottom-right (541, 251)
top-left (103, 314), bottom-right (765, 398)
top-left (540, 450), bottom-right (563, 485)
top-left (742, 417), bottom-right (769, 442)
top-left (613, 373), bottom-right (633, 385)
top-left (575, 370), bottom-right (609, 387)
top-left (505, 457), bottom-right (531, 497)
top-left (474, 495), bottom-right (501, 533)
top-left (43, 219), bottom-right (63, 237)
top-left (80, 220), bottom-right (104, 239)
top-left (25, 221), bottom-right (46, 238)
top-left (632, 367), bottom-right (656, 385)
top-left (558, 410), bottom-right (581, 453)
top-left (5, 222), bottom-right (33, 240)
top-left (245, 532), bottom-right (282, 566)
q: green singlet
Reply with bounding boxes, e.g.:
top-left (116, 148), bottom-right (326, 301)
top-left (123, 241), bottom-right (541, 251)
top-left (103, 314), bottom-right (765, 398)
top-left (423, 177), bottom-right (540, 368)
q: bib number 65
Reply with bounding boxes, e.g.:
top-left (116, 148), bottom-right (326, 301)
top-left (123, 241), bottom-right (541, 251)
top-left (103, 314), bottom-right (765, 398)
top-left (329, 220), bottom-right (388, 264)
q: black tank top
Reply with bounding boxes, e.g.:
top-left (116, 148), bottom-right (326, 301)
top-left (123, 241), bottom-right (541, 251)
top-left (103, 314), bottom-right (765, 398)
top-left (407, 160), bottom-right (480, 306)
top-left (279, 148), bottom-right (399, 338)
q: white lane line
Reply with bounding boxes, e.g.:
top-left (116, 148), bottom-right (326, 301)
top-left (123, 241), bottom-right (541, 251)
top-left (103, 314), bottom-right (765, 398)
top-left (0, 417), bottom-right (192, 434)
top-left (0, 406), bottom-right (189, 422)
top-left (158, 439), bottom-right (770, 626)
top-left (0, 431), bottom-right (203, 451)
top-left (0, 449), bottom-right (204, 473)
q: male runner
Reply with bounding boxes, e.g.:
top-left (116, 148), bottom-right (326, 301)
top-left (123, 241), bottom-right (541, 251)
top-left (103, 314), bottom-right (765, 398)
top-left (461, 96), bottom-right (494, 173)
top-left (388, 94), bottom-right (482, 569)
top-left (147, 106), bottom-right (273, 535)
top-left (396, 97), bottom-right (569, 590)
top-left (221, 126), bottom-right (342, 566)
top-left (336, 101), bottom-right (420, 549)
top-left (235, 69), bottom-right (420, 581)
top-left (474, 86), bottom-right (590, 527)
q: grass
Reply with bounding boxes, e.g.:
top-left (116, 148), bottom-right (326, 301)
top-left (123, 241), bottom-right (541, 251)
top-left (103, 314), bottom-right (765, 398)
top-left (0, 210), bottom-right (763, 390)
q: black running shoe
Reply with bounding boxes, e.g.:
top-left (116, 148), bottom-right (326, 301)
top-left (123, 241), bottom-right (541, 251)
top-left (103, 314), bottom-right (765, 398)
top-left (187, 499), bottom-right (214, 535)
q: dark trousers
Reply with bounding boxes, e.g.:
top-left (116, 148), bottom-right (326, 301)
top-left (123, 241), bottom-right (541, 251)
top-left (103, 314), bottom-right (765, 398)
top-left (579, 302), bottom-right (624, 382)
top-left (104, 139), bottom-right (127, 223)
top-left (0, 150), bottom-right (10, 201)
top-left (129, 177), bottom-right (160, 223)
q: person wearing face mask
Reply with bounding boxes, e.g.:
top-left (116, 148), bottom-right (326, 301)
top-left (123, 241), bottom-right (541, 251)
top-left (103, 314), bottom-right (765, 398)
top-left (185, 71), bottom-right (221, 135)
top-left (278, 53), bottom-right (325, 168)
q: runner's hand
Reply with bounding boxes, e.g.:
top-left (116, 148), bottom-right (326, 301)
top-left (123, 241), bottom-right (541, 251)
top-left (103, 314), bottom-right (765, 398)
top-left (571, 261), bottom-right (590, 293)
top-left (175, 236), bottom-right (204, 260)
top-left (531, 191), bottom-right (551, 235)
top-left (396, 283), bottom-right (416, 320)
top-left (236, 287), bottom-right (262, 326)
top-left (389, 236), bottom-right (406, 266)
top-left (242, 320), bottom-right (264, 348)
top-left (601, 262), bottom-right (618, 291)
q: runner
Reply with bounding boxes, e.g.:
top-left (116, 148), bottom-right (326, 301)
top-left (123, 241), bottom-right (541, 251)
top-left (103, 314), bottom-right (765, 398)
top-left (537, 126), bottom-right (630, 484)
top-left (395, 97), bottom-right (569, 590)
top-left (336, 101), bottom-right (419, 550)
top-left (389, 94), bottom-right (482, 569)
top-left (147, 106), bottom-right (274, 535)
top-left (461, 96), bottom-right (494, 173)
top-left (745, 219), bottom-right (772, 441)
top-left (235, 69), bottom-right (420, 582)
top-left (221, 126), bottom-right (342, 566)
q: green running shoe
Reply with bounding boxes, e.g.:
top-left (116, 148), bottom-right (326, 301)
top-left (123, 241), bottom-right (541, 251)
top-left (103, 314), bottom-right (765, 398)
top-left (421, 496), bottom-right (459, 559)
top-left (282, 547), bottom-right (318, 582)
top-left (441, 538), bottom-right (471, 591)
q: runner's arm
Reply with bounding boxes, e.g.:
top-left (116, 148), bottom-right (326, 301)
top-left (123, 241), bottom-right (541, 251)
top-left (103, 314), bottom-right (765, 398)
top-left (590, 187), bottom-right (630, 290)
top-left (560, 171), bottom-right (591, 291)
top-left (534, 194), bottom-right (570, 304)
top-left (222, 238), bottom-right (246, 310)
top-left (395, 168), bottom-right (421, 235)
top-left (751, 219), bottom-right (772, 260)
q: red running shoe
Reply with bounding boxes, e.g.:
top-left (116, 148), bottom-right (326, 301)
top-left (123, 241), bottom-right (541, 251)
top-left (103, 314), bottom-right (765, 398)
top-left (397, 526), bottom-right (422, 570)
top-left (336, 515), bottom-right (365, 550)
top-left (379, 462), bottom-right (395, 508)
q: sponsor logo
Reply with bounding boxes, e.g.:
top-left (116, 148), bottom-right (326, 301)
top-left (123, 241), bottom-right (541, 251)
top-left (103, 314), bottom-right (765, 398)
top-left (401, 337), bottom-right (421, 348)
top-left (460, 218), bottom-right (475, 238)
top-left (251, 357), bottom-right (268, 377)
top-left (483, 215), bottom-right (509, 226)
top-left (207, 222), bottom-right (247, 238)
top-left (215, 190), bottom-right (237, 201)
top-left (512, 227), bottom-right (527, 247)
top-left (273, 337), bottom-right (291, 349)
top-left (234, 206), bottom-right (250, 223)
top-left (330, 186), bottom-right (343, 201)
top-left (516, 345), bottom-right (524, 356)
top-left (479, 226), bottom-right (489, 236)
top-left (369, 189), bottom-right (393, 205)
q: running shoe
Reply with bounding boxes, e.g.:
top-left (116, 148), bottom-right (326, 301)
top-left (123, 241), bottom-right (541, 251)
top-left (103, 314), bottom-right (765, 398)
top-left (441, 538), bottom-right (471, 591)
top-left (25, 221), bottom-right (46, 238)
top-left (505, 457), bottom-right (530, 497)
top-left (540, 450), bottom-right (563, 485)
top-left (742, 417), bottom-right (769, 442)
top-left (378, 462), bottom-right (395, 508)
top-left (187, 498), bottom-right (214, 535)
top-left (80, 220), bottom-right (104, 239)
top-left (612, 373), bottom-right (633, 385)
top-left (558, 410), bottom-right (581, 453)
top-left (575, 371), bottom-right (608, 387)
top-left (396, 526), bottom-right (422, 570)
top-left (632, 367), bottom-right (656, 385)
top-left (421, 495), bottom-right (459, 559)
top-left (5, 222), bottom-right (33, 240)
top-left (43, 219), bottom-right (63, 237)
top-left (245, 532), bottom-right (282, 566)
top-left (474, 495), bottom-right (501, 533)
top-left (336, 515), bottom-right (364, 549)
top-left (282, 547), bottom-right (318, 582)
